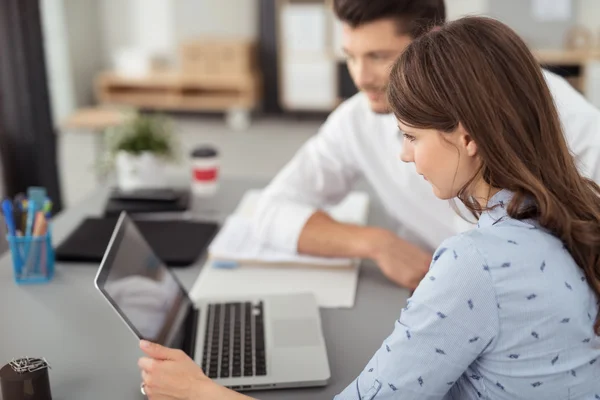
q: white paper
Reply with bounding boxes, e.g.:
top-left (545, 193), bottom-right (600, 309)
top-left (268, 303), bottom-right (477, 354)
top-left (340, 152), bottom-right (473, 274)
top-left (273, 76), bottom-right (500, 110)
top-left (281, 3), bottom-right (327, 53)
top-left (190, 261), bottom-right (360, 308)
top-left (332, 18), bottom-right (345, 60)
top-left (282, 58), bottom-right (336, 110)
top-left (532, 0), bottom-right (571, 21)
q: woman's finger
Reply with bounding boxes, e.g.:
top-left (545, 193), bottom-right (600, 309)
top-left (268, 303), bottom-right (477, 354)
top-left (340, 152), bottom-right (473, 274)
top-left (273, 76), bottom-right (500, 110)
top-left (138, 356), bottom-right (156, 372)
top-left (141, 370), bottom-right (150, 384)
top-left (140, 340), bottom-right (181, 360)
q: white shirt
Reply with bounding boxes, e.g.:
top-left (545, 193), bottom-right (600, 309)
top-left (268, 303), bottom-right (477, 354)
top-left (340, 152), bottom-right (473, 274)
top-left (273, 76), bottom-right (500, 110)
top-left (253, 71), bottom-right (600, 253)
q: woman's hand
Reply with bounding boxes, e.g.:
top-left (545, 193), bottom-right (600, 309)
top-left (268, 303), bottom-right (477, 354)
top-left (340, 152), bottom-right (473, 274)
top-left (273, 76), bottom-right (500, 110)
top-left (138, 340), bottom-right (250, 400)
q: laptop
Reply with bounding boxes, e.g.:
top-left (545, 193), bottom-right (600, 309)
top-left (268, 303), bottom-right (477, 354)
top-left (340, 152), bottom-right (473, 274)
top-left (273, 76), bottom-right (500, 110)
top-left (94, 212), bottom-right (330, 392)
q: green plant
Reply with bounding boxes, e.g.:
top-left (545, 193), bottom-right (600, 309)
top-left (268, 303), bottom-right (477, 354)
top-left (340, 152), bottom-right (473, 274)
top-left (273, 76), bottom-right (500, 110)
top-left (108, 113), bottom-right (177, 159)
top-left (98, 112), bottom-right (180, 175)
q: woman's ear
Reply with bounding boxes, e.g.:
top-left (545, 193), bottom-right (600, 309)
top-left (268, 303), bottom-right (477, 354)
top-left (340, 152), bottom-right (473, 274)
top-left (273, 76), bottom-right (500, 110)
top-left (457, 123), bottom-right (478, 157)
top-left (464, 135), bottom-right (478, 157)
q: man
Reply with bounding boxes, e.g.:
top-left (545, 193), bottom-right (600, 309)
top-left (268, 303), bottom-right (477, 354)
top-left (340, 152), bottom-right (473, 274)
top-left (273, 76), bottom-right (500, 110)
top-left (253, 0), bottom-right (600, 289)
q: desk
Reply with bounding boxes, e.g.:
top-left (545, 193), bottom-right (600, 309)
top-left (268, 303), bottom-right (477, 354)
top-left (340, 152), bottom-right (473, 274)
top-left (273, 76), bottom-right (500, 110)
top-left (0, 177), bottom-right (410, 399)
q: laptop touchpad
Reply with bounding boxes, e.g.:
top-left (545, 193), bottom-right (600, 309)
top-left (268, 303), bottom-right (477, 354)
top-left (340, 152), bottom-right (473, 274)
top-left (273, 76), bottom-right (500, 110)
top-left (272, 319), bottom-right (321, 347)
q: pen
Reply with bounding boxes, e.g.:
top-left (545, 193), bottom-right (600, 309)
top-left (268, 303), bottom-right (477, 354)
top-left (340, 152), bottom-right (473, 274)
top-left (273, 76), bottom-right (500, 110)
top-left (2, 198), bottom-right (23, 271)
top-left (1, 199), bottom-right (17, 236)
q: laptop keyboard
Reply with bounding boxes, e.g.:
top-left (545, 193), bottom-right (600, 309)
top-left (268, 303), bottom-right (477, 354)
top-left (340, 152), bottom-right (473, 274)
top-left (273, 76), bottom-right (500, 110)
top-left (201, 302), bottom-right (267, 379)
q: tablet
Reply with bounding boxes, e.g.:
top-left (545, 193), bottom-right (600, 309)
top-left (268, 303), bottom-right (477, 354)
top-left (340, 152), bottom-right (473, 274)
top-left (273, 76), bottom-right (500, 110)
top-left (94, 212), bottom-right (193, 346)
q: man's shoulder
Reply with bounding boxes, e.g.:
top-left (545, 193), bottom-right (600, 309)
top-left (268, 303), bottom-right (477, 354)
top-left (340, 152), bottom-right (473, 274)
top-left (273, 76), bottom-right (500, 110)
top-left (542, 68), bottom-right (599, 114)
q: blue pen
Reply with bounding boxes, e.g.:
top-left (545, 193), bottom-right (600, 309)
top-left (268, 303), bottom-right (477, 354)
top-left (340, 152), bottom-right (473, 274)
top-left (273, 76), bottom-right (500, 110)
top-left (2, 199), bottom-right (17, 236)
top-left (212, 260), bottom-right (239, 269)
top-left (2, 199), bottom-right (23, 270)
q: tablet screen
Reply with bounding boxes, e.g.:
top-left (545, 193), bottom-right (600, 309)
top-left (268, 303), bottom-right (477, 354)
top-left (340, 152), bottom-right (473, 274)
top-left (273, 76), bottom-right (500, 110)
top-left (95, 214), bottom-right (192, 346)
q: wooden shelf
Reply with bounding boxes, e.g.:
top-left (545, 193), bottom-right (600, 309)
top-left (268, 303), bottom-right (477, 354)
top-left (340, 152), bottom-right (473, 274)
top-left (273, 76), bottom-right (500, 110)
top-left (533, 49), bottom-right (600, 66)
top-left (95, 71), bottom-right (261, 112)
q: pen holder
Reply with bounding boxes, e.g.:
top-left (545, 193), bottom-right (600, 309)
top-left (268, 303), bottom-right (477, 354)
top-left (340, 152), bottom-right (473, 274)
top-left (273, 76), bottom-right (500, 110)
top-left (6, 230), bottom-right (55, 285)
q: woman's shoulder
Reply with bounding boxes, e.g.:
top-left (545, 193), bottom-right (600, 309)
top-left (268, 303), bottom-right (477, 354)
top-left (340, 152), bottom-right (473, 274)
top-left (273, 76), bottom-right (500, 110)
top-left (437, 222), bottom-right (569, 277)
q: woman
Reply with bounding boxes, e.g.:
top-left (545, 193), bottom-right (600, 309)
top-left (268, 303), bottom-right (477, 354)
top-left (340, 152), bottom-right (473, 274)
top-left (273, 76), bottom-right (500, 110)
top-left (137, 16), bottom-right (600, 399)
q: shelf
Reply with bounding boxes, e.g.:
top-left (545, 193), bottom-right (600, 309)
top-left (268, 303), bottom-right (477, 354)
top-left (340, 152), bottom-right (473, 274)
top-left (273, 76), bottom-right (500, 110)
top-left (95, 70), bottom-right (261, 112)
top-left (533, 49), bottom-right (600, 66)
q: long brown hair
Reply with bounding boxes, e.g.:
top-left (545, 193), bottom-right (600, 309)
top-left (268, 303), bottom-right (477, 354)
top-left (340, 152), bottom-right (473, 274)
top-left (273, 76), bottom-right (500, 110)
top-left (387, 16), bottom-right (600, 334)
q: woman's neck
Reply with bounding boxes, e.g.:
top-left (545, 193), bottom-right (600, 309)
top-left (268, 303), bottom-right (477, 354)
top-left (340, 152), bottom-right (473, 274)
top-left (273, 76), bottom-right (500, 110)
top-left (471, 181), bottom-right (502, 208)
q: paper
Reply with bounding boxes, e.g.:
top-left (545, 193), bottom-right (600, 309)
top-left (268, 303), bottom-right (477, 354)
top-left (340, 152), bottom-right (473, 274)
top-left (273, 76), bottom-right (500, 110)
top-left (281, 3), bottom-right (327, 53)
top-left (532, 0), bottom-right (571, 21)
top-left (190, 261), bottom-right (360, 308)
top-left (210, 190), bottom-right (369, 267)
top-left (332, 18), bottom-right (345, 60)
top-left (282, 58), bottom-right (336, 110)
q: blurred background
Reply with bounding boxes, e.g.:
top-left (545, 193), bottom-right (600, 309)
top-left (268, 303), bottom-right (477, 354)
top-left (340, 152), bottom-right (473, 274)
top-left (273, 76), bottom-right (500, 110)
top-left (1, 0), bottom-right (599, 210)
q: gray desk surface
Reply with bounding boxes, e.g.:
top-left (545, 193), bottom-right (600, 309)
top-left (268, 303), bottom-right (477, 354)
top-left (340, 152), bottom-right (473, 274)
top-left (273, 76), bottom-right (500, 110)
top-left (0, 177), bottom-right (410, 400)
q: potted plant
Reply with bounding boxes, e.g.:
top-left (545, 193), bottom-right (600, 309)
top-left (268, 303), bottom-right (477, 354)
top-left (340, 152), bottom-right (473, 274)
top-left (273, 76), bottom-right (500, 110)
top-left (104, 112), bottom-right (179, 191)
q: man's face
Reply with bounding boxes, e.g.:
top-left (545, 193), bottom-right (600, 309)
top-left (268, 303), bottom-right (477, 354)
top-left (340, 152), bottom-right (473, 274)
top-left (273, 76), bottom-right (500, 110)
top-left (342, 18), bottom-right (412, 114)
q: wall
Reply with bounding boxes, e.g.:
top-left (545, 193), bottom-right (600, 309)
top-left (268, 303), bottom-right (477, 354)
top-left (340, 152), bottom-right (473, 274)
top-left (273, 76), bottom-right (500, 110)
top-left (41, 0), bottom-right (104, 124)
top-left (448, 0), bottom-right (599, 31)
top-left (448, 0), bottom-right (600, 49)
top-left (99, 0), bottom-right (259, 68)
top-left (99, 0), bottom-right (134, 68)
top-left (446, 0), bottom-right (490, 20)
top-left (173, 0), bottom-right (259, 42)
top-left (576, 0), bottom-right (600, 35)
top-left (131, 0), bottom-right (175, 54)
top-left (40, 0), bottom-right (76, 125)
top-left (63, 0), bottom-right (104, 107)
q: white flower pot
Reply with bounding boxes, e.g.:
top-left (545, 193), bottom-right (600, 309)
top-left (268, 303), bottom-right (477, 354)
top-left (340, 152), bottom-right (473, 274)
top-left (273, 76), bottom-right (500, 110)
top-left (115, 151), bottom-right (167, 191)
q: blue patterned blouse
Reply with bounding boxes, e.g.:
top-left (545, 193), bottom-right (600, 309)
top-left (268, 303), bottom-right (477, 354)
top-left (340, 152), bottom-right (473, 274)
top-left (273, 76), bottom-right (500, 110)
top-left (335, 190), bottom-right (600, 399)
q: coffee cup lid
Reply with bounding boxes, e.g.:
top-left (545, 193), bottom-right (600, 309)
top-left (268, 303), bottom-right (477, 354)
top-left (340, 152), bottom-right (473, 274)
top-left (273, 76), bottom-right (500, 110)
top-left (191, 147), bottom-right (218, 158)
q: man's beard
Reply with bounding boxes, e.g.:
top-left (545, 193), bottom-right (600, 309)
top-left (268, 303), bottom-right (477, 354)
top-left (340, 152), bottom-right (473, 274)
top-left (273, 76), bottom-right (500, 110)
top-left (360, 85), bottom-right (391, 114)
top-left (371, 104), bottom-right (391, 114)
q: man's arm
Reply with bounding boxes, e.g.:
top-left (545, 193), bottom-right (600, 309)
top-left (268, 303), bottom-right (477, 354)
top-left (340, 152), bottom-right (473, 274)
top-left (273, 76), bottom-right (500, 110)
top-left (252, 104), bottom-right (430, 288)
top-left (252, 105), bottom-right (362, 254)
top-left (299, 212), bottom-right (431, 289)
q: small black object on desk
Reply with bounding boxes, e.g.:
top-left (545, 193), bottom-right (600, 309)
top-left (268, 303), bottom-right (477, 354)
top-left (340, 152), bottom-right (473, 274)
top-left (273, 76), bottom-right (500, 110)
top-left (0, 358), bottom-right (52, 400)
top-left (104, 188), bottom-right (191, 217)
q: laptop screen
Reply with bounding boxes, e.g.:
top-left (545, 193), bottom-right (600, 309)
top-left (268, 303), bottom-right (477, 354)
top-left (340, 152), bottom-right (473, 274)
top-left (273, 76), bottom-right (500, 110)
top-left (95, 213), bottom-right (192, 347)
